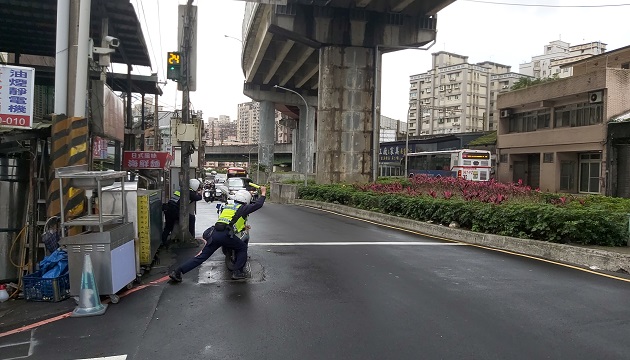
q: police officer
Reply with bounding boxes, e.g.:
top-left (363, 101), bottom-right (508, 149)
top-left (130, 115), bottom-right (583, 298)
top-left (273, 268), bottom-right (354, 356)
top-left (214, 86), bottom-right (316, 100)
top-left (169, 186), bottom-right (266, 282)
top-left (161, 178), bottom-right (203, 247)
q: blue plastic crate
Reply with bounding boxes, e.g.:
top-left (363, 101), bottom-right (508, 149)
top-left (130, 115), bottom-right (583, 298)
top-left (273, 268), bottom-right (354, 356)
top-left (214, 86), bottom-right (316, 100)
top-left (23, 271), bottom-right (70, 302)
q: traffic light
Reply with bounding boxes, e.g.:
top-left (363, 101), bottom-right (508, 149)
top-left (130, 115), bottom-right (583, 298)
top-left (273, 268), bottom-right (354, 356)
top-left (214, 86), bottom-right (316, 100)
top-left (167, 51), bottom-right (181, 81)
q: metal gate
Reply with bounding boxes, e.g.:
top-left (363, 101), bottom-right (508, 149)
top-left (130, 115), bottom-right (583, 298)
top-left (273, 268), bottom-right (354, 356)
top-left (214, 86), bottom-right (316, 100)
top-left (616, 145), bottom-right (630, 198)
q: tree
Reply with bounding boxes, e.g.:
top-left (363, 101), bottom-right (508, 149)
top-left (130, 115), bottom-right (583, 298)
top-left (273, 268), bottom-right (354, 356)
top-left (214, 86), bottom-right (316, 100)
top-left (511, 74), bottom-right (559, 90)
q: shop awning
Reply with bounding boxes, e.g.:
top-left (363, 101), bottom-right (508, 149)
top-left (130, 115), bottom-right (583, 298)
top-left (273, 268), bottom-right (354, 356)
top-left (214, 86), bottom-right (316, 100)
top-left (0, 0), bottom-right (152, 68)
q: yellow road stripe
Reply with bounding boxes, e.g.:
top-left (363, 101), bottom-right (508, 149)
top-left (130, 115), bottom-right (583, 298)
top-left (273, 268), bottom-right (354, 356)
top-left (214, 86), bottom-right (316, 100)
top-left (298, 204), bottom-right (630, 283)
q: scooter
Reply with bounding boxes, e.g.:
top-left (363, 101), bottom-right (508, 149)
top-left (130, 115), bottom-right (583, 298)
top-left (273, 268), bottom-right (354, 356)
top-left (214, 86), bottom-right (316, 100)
top-left (203, 188), bottom-right (213, 202)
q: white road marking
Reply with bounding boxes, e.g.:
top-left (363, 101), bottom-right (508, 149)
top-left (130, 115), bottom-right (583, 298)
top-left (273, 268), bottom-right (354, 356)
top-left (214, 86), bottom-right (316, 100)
top-left (0, 341), bottom-right (30, 349)
top-left (75, 356), bottom-right (127, 360)
top-left (248, 242), bottom-right (466, 246)
top-left (1, 329), bottom-right (37, 360)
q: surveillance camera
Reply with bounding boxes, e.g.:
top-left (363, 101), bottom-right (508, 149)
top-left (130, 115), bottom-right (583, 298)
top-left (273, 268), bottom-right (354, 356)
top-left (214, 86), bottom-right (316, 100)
top-left (104, 36), bottom-right (120, 48)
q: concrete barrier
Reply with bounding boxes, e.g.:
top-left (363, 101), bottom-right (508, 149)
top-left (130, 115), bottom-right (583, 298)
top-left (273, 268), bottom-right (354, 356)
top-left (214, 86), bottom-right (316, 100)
top-left (270, 183), bottom-right (299, 204)
top-left (294, 199), bottom-right (630, 274)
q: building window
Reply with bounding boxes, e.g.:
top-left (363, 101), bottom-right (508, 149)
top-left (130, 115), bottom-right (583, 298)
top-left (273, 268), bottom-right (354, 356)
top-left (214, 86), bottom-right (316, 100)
top-left (560, 161), bottom-right (575, 190)
top-left (508, 110), bottom-right (550, 133)
top-left (543, 153), bottom-right (554, 163)
top-left (579, 153), bottom-right (601, 193)
top-left (555, 103), bottom-right (603, 128)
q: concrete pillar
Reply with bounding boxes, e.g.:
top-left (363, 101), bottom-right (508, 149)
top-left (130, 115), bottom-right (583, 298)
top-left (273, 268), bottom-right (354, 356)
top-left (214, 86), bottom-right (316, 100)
top-left (317, 46), bottom-right (376, 184)
top-left (259, 101), bottom-right (275, 180)
top-left (298, 105), bottom-right (316, 175)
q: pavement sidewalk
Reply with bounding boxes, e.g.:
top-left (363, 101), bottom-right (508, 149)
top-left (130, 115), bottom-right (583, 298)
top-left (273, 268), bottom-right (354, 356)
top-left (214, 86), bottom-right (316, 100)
top-left (0, 199), bottom-right (221, 335)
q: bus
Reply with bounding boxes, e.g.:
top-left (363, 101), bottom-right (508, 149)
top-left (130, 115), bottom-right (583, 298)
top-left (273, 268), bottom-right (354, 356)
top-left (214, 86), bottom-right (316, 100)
top-left (226, 167), bottom-right (248, 179)
top-left (406, 149), bottom-right (493, 182)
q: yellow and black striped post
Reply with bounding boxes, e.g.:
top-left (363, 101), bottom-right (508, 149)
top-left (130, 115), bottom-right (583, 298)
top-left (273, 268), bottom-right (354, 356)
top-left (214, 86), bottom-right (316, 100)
top-left (47, 115), bottom-right (89, 227)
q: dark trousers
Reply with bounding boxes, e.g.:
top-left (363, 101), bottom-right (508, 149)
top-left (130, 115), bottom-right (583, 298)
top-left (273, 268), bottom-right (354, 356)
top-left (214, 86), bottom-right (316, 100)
top-left (179, 229), bottom-right (248, 274)
top-left (162, 208), bottom-right (196, 245)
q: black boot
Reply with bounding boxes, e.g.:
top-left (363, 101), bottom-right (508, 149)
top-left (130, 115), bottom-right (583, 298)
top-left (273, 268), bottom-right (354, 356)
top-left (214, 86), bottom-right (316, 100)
top-left (169, 268), bottom-right (182, 283)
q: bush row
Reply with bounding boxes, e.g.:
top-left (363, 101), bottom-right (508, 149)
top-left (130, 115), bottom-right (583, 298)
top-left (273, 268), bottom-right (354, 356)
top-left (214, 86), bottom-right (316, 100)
top-left (298, 185), bottom-right (628, 246)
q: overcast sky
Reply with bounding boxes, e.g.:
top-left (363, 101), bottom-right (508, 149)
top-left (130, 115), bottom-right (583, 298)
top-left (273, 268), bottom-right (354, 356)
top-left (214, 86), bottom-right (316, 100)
top-left (129, 0), bottom-right (630, 123)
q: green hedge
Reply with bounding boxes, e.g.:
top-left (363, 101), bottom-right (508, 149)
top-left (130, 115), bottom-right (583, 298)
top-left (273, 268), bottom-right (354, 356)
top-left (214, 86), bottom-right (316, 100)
top-left (299, 185), bottom-right (627, 246)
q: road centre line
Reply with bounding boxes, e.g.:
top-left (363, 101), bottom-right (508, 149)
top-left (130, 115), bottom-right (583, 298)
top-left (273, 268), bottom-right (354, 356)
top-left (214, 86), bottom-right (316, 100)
top-left (298, 204), bottom-right (630, 283)
top-left (249, 242), bottom-right (465, 246)
top-left (76, 356), bottom-right (127, 360)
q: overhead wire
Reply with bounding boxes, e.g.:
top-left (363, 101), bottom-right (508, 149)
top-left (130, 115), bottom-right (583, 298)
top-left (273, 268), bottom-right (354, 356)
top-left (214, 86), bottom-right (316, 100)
top-left (156, 0), bottom-right (166, 81)
top-left (137, 0), bottom-right (159, 75)
top-left (462, 0), bottom-right (630, 7)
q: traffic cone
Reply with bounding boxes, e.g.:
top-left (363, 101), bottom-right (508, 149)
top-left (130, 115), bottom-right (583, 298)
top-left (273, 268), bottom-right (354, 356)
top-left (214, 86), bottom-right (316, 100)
top-left (71, 253), bottom-right (107, 317)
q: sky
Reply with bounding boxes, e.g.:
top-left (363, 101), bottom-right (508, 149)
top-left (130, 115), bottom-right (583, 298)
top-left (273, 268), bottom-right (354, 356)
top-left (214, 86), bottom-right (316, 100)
top-left (127, 0), bottom-right (630, 123)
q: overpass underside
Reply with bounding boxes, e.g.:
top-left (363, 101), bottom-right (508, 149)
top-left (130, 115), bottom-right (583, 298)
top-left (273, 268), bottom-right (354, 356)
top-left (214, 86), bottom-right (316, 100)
top-left (242, 0), bottom-right (454, 183)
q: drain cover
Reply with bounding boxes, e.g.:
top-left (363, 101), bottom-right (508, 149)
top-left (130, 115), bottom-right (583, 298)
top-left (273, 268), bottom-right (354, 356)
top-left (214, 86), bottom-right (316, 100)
top-left (198, 259), bottom-right (264, 284)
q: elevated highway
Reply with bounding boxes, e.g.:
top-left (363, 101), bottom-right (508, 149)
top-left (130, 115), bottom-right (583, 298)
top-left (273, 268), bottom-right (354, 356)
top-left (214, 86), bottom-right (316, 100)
top-left (205, 143), bottom-right (292, 164)
top-left (241, 0), bottom-right (455, 183)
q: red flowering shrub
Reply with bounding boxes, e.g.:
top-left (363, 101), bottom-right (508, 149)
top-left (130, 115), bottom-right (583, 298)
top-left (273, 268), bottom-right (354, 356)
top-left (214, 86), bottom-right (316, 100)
top-left (298, 180), bottom-right (630, 246)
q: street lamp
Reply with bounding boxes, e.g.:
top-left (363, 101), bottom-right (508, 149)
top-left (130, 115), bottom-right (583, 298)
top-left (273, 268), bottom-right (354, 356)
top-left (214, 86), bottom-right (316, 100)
top-left (224, 35), bottom-right (242, 43)
top-left (274, 85), bottom-right (309, 186)
top-left (247, 146), bottom-right (259, 183)
top-left (404, 118), bottom-right (410, 177)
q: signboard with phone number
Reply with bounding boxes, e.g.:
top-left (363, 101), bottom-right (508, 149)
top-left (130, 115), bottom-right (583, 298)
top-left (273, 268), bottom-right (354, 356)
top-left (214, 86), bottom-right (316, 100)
top-left (0, 65), bottom-right (35, 129)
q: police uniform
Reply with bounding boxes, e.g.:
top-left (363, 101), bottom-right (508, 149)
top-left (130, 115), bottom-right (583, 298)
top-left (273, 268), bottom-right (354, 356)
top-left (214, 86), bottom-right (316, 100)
top-left (161, 188), bottom-right (202, 246)
top-left (175, 195), bottom-right (266, 276)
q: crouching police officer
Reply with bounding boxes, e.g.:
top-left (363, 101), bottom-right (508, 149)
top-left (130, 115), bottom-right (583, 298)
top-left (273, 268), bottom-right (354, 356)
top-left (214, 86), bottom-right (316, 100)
top-left (161, 179), bottom-right (203, 247)
top-left (169, 186), bottom-right (266, 282)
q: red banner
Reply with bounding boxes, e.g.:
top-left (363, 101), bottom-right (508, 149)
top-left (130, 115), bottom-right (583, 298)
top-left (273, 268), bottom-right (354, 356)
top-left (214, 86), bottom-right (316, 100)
top-left (123, 151), bottom-right (172, 170)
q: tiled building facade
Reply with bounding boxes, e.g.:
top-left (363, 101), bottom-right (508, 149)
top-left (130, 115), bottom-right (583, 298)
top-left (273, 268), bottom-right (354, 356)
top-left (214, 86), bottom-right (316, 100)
top-left (497, 45), bottom-right (630, 195)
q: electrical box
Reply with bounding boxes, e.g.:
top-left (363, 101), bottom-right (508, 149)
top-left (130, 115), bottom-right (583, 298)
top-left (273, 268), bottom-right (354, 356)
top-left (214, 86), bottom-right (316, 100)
top-left (175, 123), bottom-right (197, 142)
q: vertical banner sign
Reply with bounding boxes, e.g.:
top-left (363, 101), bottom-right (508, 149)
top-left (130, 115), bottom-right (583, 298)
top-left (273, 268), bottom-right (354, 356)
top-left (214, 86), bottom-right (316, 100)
top-left (0, 65), bottom-right (35, 129)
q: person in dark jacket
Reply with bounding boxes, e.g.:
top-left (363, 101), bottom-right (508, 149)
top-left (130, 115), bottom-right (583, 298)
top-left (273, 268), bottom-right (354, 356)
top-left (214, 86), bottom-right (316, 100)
top-left (161, 179), bottom-right (203, 247)
top-left (169, 186), bottom-right (266, 281)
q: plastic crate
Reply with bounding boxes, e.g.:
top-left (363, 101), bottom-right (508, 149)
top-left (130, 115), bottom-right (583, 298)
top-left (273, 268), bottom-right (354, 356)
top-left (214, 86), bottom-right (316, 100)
top-left (23, 271), bottom-right (70, 302)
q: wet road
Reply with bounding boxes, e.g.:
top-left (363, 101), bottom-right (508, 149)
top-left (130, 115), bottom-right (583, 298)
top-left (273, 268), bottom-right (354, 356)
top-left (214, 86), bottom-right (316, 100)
top-left (2, 201), bottom-right (630, 360)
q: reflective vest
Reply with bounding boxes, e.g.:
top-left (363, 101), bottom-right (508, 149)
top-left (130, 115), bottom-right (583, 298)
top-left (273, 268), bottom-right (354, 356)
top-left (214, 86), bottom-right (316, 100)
top-left (168, 190), bottom-right (181, 206)
top-left (216, 203), bottom-right (246, 232)
top-left (168, 188), bottom-right (194, 206)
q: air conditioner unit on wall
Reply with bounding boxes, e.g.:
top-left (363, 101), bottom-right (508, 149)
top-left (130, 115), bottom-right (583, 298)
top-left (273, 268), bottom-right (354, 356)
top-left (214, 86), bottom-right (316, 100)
top-left (589, 90), bottom-right (603, 103)
top-left (500, 109), bottom-right (512, 118)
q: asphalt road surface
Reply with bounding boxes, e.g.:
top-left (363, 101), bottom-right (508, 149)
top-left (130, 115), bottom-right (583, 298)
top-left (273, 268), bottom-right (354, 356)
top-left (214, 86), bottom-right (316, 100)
top-left (2, 201), bottom-right (630, 360)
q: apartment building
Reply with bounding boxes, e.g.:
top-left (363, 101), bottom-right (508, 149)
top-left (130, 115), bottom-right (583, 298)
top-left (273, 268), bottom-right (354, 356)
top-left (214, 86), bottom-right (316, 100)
top-left (275, 111), bottom-right (293, 144)
top-left (237, 101), bottom-right (261, 144)
top-left (497, 45), bottom-right (630, 196)
top-left (519, 40), bottom-right (607, 79)
top-left (408, 52), bottom-right (514, 136)
top-left (488, 72), bottom-right (532, 131)
top-left (380, 115), bottom-right (406, 142)
top-left (206, 115), bottom-right (237, 145)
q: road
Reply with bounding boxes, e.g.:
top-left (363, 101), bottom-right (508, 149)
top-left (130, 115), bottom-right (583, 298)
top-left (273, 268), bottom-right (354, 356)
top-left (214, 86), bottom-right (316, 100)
top-left (2, 200), bottom-right (630, 360)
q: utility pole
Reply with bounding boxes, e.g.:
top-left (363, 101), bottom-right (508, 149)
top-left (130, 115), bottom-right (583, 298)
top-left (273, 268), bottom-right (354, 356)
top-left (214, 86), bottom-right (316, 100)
top-left (179, 0), bottom-right (195, 243)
